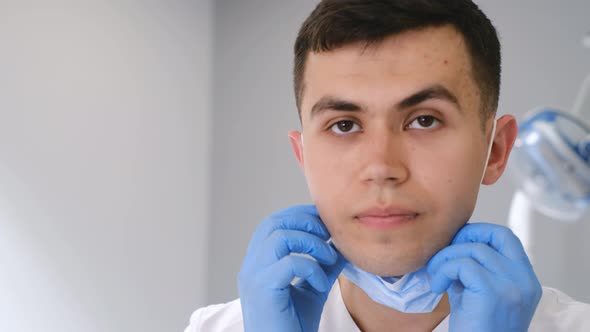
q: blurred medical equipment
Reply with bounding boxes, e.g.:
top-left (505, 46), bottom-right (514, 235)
top-left (508, 36), bottom-right (590, 259)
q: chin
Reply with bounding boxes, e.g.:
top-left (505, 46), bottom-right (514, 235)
top-left (356, 258), bottom-right (425, 278)
top-left (337, 244), bottom-right (430, 277)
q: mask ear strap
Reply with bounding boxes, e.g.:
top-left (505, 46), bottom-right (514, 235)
top-left (572, 73), bottom-right (590, 123)
top-left (481, 120), bottom-right (497, 183)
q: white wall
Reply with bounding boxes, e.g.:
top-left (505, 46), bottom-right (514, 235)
top-left (208, 0), bottom-right (590, 304)
top-left (208, 0), bottom-right (313, 304)
top-left (0, 1), bottom-right (212, 331)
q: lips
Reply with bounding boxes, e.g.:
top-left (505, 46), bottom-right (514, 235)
top-left (355, 206), bottom-right (419, 229)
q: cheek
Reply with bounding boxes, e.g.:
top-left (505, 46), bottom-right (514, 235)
top-left (425, 166), bottom-right (479, 205)
top-left (303, 145), bottom-right (356, 199)
top-left (303, 148), bottom-right (359, 238)
top-left (413, 144), bottom-right (482, 217)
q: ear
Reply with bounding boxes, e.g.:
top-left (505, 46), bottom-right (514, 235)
top-left (482, 115), bottom-right (518, 185)
top-left (288, 130), bottom-right (305, 169)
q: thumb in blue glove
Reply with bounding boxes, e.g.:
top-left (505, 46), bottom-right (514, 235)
top-left (238, 205), bottom-right (347, 332)
top-left (427, 223), bottom-right (542, 332)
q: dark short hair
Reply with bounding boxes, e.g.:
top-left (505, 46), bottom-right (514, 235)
top-left (293, 0), bottom-right (501, 123)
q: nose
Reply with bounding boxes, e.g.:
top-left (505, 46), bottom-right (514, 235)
top-left (358, 130), bottom-right (409, 186)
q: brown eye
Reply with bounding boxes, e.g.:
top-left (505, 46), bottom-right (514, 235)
top-left (417, 116), bottom-right (434, 127)
top-left (330, 120), bottom-right (360, 134)
top-left (336, 121), bottom-right (353, 132)
top-left (407, 115), bottom-right (440, 129)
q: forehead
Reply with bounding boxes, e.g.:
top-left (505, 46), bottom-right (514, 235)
top-left (300, 25), bottom-right (479, 118)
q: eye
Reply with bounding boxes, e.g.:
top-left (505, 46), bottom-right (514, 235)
top-left (406, 115), bottom-right (441, 130)
top-left (330, 120), bottom-right (361, 134)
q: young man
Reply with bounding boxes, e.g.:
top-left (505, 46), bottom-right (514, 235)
top-left (186, 1), bottom-right (590, 331)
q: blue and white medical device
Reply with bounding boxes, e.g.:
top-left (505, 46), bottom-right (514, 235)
top-left (507, 46), bottom-right (590, 258)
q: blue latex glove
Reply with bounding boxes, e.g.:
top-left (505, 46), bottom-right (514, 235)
top-left (427, 223), bottom-right (542, 332)
top-left (238, 205), bottom-right (347, 332)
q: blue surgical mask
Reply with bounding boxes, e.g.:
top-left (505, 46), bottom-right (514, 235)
top-left (342, 263), bottom-right (443, 313)
top-left (340, 120), bottom-right (498, 313)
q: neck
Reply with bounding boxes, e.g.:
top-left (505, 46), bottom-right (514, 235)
top-left (338, 275), bottom-right (450, 332)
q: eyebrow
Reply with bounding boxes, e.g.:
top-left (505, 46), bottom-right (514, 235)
top-left (309, 84), bottom-right (462, 119)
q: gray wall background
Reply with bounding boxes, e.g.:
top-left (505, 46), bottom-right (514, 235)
top-left (208, 0), bottom-right (590, 305)
top-left (0, 1), bottom-right (211, 331)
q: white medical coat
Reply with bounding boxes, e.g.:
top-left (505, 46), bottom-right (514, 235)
top-left (184, 279), bottom-right (590, 331)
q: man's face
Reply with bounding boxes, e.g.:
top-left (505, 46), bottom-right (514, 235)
top-left (289, 25), bottom-right (499, 277)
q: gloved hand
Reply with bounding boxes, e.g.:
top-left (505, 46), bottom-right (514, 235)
top-left (427, 223), bottom-right (542, 332)
top-left (238, 205), bottom-right (347, 332)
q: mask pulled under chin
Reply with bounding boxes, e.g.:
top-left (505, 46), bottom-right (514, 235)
top-left (341, 263), bottom-right (444, 313)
